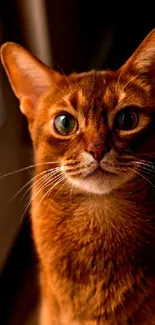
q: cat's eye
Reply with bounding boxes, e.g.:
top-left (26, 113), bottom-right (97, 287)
top-left (53, 113), bottom-right (77, 135)
top-left (115, 108), bottom-right (139, 131)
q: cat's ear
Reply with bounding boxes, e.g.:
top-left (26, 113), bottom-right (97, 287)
top-left (0, 42), bottom-right (61, 121)
top-left (122, 29), bottom-right (155, 79)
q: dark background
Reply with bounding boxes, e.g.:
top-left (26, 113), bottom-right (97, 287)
top-left (0, 1), bottom-right (155, 324)
top-left (1, 1), bottom-right (155, 73)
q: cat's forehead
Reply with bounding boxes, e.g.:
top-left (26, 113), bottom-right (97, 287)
top-left (56, 71), bottom-right (119, 115)
top-left (45, 70), bottom-right (149, 119)
top-left (67, 70), bottom-right (149, 113)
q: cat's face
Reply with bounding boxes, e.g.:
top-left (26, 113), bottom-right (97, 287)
top-left (1, 30), bottom-right (155, 195)
top-left (31, 70), bottom-right (153, 195)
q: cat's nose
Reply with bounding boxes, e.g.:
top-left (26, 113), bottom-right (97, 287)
top-left (85, 143), bottom-right (107, 161)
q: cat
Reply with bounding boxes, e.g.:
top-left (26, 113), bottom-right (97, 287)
top-left (1, 28), bottom-right (155, 325)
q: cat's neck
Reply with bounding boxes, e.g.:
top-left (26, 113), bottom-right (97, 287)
top-left (32, 179), bottom-right (155, 263)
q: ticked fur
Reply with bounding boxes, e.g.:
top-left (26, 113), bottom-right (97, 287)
top-left (2, 29), bottom-right (155, 324)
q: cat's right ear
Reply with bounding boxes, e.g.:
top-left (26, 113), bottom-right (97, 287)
top-left (0, 43), bottom-right (61, 121)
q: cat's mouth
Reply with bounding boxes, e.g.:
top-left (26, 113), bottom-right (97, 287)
top-left (66, 161), bottom-right (128, 195)
top-left (67, 164), bottom-right (121, 195)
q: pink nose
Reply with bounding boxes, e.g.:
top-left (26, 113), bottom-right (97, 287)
top-left (85, 143), bottom-right (107, 161)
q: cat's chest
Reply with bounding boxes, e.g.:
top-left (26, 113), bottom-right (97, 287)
top-left (33, 195), bottom-right (138, 277)
top-left (32, 193), bottom-right (140, 255)
top-left (32, 194), bottom-right (155, 323)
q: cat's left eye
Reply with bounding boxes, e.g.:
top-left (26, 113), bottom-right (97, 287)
top-left (53, 113), bottom-right (78, 135)
top-left (115, 108), bottom-right (139, 131)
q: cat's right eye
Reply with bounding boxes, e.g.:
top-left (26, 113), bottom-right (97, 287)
top-left (53, 113), bottom-right (78, 136)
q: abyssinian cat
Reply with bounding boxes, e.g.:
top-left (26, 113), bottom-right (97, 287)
top-left (2, 29), bottom-right (155, 324)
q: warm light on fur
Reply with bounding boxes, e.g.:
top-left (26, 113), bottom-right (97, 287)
top-left (2, 29), bottom-right (155, 324)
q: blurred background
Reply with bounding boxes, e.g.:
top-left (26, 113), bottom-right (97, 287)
top-left (0, 1), bottom-right (154, 324)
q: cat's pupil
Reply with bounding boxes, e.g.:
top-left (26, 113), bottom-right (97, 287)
top-left (62, 116), bottom-right (70, 129)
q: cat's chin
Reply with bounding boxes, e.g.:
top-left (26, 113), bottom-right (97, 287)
top-left (67, 172), bottom-right (126, 195)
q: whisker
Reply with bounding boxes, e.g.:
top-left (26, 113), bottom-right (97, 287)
top-left (11, 173), bottom-right (47, 202)
top-left (21, 177), bottom-right (49, 218)
top-left (138, 169), bottom-right (155, 178)
top-left (45, 178), bottom-right (67, 212)
top-left (52, 59), bottom-right (72, 92)
top-left (34, 171), bottom-right (62, 193)
top-left (115, 68), bottom-right (124, 95)
top-left (25, 172), bottom-right (62, 206)
top-left (21, 172), bottom-right (63, 221)
top-left (0, 161), bottom-right (59, 180)
top-left (19, 170), bottom-right (60, 204)
top-left (138, 167), bottom-right (155, 177)
top-left (53, 84), bottom-right (67, 95)
top-left (131, 168), bottom-right (155, 189)
top-left (19, 176), bottom-right (47, 207)
top-left (11, 167), bottom-right (61, 201)
top-left (34, 175), bottom-right (66, 213)
top-left (52, 179), bottom-right (68, 200)
top-left (119, 72), bottom-right (143, 96)
top-left (134, 160), bottom-right (155, 170)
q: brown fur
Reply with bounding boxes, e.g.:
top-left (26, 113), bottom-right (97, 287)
top-left (2, 29), bottom-right (155, 324)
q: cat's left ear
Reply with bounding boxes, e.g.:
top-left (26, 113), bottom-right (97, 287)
top-left (121, 28), bottom-right (155, 80)
top-left (0, 42), bottom-right (62, 121)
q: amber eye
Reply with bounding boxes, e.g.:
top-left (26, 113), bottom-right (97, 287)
top-left (53, 114), bottom-right (77, 135)
top-left (115, 108), bottom-right (139, 131)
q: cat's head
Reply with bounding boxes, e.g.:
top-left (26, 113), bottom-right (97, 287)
top-left (1, 29), bottom-right (155, 195)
